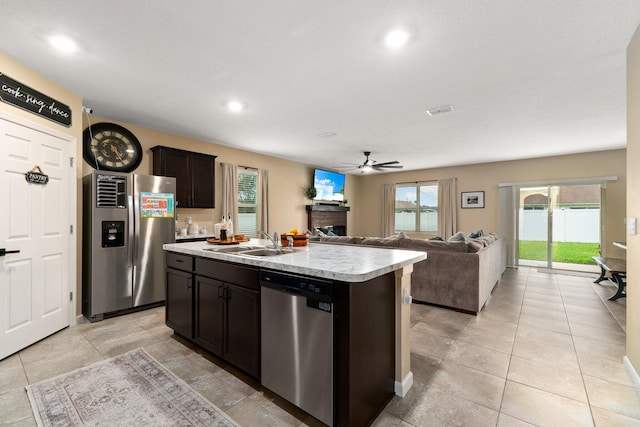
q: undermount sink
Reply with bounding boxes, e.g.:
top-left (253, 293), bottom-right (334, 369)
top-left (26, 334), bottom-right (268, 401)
top-left (203, 246), bottom-right (258, 254)
top-left (240, 248), bottom-right (294, 257)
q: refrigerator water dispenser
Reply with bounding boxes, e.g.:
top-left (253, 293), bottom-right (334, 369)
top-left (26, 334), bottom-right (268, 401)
top-left (102, 221), bottom-right (125, 248)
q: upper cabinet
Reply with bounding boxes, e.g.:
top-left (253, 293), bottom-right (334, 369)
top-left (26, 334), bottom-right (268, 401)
top-left (151, 146), bottom-right (217, 208)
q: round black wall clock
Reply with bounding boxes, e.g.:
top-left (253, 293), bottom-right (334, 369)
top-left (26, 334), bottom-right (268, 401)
top-left (83, 122), bottom-right (143, 172)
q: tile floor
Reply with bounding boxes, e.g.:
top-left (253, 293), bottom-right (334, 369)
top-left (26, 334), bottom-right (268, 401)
top-left (0, 267), bottom-right (637, 426)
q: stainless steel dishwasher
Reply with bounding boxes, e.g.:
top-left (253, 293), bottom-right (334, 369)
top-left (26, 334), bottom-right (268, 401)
top-left (260, 270), bottom-right (334, 426)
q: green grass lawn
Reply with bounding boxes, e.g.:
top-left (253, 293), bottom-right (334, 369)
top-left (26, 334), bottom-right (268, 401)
top-left (519, 241), bottom-right (600, 264)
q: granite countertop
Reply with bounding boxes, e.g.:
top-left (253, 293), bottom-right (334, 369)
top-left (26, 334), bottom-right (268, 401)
top-left (175, 233), bottom-right (216, 241)
top-left (163, 239), bottom-right (426, 282)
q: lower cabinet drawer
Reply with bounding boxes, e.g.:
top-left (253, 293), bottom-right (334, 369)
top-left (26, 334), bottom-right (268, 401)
top-left (167, 252), bottom-right (194, 272)
top-left (195, 258), bottom-right (259, 290)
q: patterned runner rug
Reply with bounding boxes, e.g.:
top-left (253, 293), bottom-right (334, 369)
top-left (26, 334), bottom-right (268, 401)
top-left (25, 348), bottom-right (239, 426)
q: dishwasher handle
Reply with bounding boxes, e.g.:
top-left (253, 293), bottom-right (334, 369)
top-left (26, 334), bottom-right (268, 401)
top-left (281, 286), bottom-right (302, 295)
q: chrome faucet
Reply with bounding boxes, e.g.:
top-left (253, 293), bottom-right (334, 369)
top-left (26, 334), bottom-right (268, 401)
top-left (259, 230), bottom-right (279, 248)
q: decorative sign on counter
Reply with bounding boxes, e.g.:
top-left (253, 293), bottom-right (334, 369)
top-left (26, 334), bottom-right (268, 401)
top-left (25, 165), bottom-right (49, 185)
top-left (0, 72), bottom-right (72, 127)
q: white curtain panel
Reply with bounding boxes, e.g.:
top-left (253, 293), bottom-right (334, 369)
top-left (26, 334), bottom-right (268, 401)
top-left (437, 178), bottom-right (457, 239)
top-left (259, 168), bottom-right (269, 232)
top-left (498, 185), bottom-right (517, 267)
top-left (221, 163), bottom-right (238, 230)
top-left (382, 184), bottom-right (395, 237)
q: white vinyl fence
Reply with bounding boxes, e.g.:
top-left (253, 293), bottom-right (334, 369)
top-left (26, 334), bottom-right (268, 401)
top-left (395, 211), bottom-right (438, 233)
top-left (518, 209), bottom-right (600, 243)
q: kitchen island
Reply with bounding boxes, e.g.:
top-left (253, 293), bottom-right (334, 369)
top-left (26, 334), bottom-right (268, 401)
top-left (163, 239), bottom-right (425, 426)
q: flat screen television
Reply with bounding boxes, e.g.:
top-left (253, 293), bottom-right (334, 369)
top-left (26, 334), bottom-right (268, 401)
top-left (313, 168), bottom-right (345, 202)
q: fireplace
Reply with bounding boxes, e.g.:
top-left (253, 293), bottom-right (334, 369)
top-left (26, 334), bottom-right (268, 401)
top-left (306, 205), bottom-right (350, 236)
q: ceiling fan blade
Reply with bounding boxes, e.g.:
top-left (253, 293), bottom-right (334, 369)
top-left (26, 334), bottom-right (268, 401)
top-left (373, 160), bottom-right (400, 167)
top-left (372, 164), bottom-right (404, 169)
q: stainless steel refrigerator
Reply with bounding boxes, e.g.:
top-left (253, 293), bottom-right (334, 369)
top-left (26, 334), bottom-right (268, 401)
top-left (82, 171), bottom-right (176, 321)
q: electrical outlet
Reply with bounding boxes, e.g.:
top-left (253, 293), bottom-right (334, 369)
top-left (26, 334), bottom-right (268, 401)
top-left (629, 217), bottom-right (637, 235)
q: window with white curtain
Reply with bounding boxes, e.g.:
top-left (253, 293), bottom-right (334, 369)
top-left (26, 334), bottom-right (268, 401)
top-left (237, 168), bottom-right (258, 235)
top-left (395, 182), bottom-right (438, 233)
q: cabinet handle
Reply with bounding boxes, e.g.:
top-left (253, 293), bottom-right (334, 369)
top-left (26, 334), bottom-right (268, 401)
top-left (187, 276), bottom-right (192, 289)
top-left (218, 285), bottom-right (224, 299)
top-left (225, 287), bottom-right (231, 300)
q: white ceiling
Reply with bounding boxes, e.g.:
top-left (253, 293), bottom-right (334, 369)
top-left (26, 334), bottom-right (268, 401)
top-left (2, 1), bottom-right (640, 173)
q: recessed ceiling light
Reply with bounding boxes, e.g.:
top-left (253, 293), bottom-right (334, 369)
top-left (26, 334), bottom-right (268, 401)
top-left (48, 35), bottom-right (78, 53)
top-left (384, 29), bottom-right (410, 48)
top-left (227, 101), bottom-right (244, 112)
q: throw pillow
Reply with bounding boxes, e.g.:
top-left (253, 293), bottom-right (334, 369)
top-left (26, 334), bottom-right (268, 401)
top-left (468, 229), bottom-right (484, 239)
top-left (447, 231), bottom-right (466, 242)
top-left (327, 230), bottom-right (337, 236)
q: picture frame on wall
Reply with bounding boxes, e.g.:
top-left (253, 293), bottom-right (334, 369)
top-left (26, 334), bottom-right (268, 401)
top-left (461, 191), bottom-right (485, 209)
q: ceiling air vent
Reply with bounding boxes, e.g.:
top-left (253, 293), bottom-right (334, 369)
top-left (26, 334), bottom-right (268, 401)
top-left (426, 105), bottom-right (455, 116)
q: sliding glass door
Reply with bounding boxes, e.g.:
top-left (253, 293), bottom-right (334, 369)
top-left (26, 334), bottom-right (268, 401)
top-left (518, 184), bottom-right (601, 271)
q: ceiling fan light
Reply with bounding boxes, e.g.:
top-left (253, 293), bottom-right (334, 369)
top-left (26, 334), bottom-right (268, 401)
top-left (362, 165), bottom-right (373, 172)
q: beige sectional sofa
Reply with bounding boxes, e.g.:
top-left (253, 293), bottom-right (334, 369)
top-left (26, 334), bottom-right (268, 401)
top-left (310, 232), bottom-right (507, 314)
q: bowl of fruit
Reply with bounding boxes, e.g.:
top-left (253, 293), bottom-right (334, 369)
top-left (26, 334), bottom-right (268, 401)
top-left (280, 228), bottom-right (309, 247)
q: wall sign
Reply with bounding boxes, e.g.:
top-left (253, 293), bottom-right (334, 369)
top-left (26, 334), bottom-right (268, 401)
top-left (25, 165), bottom-right (49, 185)
top-left (0, 72), bottom-right (72, 127)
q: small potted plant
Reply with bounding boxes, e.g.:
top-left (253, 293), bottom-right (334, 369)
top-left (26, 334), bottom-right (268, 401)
top-left (304, 186), bottom-right (317, 200)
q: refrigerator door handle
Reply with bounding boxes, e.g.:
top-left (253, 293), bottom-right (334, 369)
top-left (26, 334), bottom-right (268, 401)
top-left (128, 194), bottom-right (135, 271)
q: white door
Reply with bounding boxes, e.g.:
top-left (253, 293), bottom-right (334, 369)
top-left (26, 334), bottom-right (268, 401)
top-left (0, 118), bottom-right (73, 360)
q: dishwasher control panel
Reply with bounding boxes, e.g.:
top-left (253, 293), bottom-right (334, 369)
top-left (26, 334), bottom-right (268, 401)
top-left (259, 270), bottom-right (334, 306)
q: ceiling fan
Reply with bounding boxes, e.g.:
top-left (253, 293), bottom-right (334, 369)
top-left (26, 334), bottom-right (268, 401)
top-left (340, 151), bottom-right (404, 173)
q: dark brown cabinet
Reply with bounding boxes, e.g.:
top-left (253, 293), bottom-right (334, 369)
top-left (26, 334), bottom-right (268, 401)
top-left (165, 254), bottom-right (261, 378)
top-left (194, 276), bottom-right (260, 377)
top-left (151, 146), bottom-right (216, 208)
top-left (223, 283), bottom-right (260, 375)
top-left (193, 276), bottom-right (224, 355)
top-left (165, 253), bottom-right (195, 338)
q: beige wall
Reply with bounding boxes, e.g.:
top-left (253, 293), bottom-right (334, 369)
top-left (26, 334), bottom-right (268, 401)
top-left (627, 26), bottom-right (640, 375)
top-left (353, 150), bottom-right (627, 258)
top-left (0, 51), bottom-right (84, 316)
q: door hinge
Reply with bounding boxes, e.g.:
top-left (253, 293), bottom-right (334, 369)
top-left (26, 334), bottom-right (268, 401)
top-left (69, 291), bottom-right (73, 302)
top-left (70, 157), bottom-right (75, 167)
top-left (70, 225), bottom-right (73, 234)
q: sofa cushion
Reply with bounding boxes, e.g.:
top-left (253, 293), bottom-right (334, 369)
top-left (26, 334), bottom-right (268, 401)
top-left (466, 240), bottom-right (484, 253)
top-left (320, 235), bottom-right (357, 244)
top-left (399, 238), bottom-right (468, 253)
top-left (360, 237), bottom-right (401, 247)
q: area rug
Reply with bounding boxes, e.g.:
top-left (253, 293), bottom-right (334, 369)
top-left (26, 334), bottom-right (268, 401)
top-left (25, 348), bottom-right (239, 426)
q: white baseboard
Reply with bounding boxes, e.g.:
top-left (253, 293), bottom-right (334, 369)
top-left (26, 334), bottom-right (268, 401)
top-left (394, 371), bottom-right (413, 397)
top-left (71, 315), bottom-right (86, 327)
top-left (624, 356), bottom-right (640, 398)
